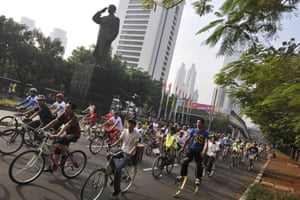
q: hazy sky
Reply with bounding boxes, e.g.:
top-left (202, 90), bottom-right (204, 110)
top-left (1, 1), bottom-right (299, 104)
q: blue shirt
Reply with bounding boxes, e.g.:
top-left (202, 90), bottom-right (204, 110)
top-left (189, 128), bottom-right (209, 152)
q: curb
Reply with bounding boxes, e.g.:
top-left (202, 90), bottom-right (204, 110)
top-left (239, 158), bottom-right (271, 200)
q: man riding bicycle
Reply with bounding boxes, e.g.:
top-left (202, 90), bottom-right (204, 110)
top-left (16, 87), bottom-right (38, 109)
top-left (164, 126), bottom-right (178, 162)
top-left (109, 119), bottom-right (140, 198)
top-left (39, 101), bottom-right (81, 171)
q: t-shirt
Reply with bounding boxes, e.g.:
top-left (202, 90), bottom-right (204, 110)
top-left (58, 112), bottom-right (81, 139)
top-left (109, 116), bottom-right (123, 131)
top-left (51, 101), bottom-right (66, 117)
top-left (120, 128), bottom-right (140, 155)
top-left (189, 128), bottom-right (209, 152)
top-left (207, 141), bottom-right (220, 157)
top-left (34, 104), bottom-right (55, 125)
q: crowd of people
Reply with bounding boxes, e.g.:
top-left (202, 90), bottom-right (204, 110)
top-left (12, 87), bottom-right (269, 198)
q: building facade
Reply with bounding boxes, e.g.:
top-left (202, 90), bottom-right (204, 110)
top-left (112, 0), bottom-right (184, 82)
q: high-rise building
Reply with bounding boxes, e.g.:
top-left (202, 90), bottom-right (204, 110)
top-left (172, 62), bottom-right (186, 94)
top-left (19, 17), bottom-right (35, 30)
top-left (112, 0), bottom-right (184, 82)
top-left (184, 63), bottom-right (196, 98)
top-left (50, 28), bottom-right (67, 52)
top-left (172, 62), bottom-right (198, 102)
top-left (214, 53), bottom-right (242, 114)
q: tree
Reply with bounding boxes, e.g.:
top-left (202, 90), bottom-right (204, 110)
top-left (215, 39), bottom-right (300, 145)
top-left (142, 0), bottom-right (300, 55)
top-left (0, 16), bottom-right (70, 94)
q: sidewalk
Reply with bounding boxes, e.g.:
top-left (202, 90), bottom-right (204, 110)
top-left (261, 151), bottom-right (300, 198)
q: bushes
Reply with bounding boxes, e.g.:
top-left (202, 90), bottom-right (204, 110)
top-left (247, 184), bottom-right (298, 200)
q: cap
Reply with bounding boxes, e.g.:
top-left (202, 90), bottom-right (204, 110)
top-left (29, 87), bottom-right (37, 93)
top-left (56, 93), bottom-right (64, 99)
top-left (36, 94), bottom-right (46, 100)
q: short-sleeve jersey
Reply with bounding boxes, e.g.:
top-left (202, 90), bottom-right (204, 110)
top-left (189, 128), bottom-right (209, 152)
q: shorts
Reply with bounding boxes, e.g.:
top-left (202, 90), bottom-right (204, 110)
top-left (54, 134), bottom-right (79, 146)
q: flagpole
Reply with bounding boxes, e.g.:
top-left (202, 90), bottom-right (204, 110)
top-left (157, 82), bottom-right (165, 120)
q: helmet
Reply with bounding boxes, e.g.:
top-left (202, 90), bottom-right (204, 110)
top-left (29, 87), bottom-right (37, 93)
top-left (56, 93), bottom-right (64, 99)
top-left (36, 94), bottom-right (46, 100)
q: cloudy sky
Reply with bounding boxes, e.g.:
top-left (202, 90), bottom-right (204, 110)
top-left (1, 0), bottom-right (299, 104)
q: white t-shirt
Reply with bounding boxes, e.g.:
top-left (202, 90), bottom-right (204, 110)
top-left (109, 116), bottom-right (123, 131)
top-left (52, 101), bottom-right (66, 117)
top-left (120, 128), bottom-right (140, 154)
top-left (207, 140), bottom-right (220, 158)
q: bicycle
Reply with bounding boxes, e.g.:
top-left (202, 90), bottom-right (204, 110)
top-left (89, 127), bottom-right (110, 154)
top-left (0, 116), bottom-right (39, 154)
top-left (80, 144), bottom-right (143, 200)
top-left (202, 155), bottom-right (216, 177)
top-left (229, 150), bottom-right (240, 168)
top-left (151, 148), bottom-right (175, 179)
top-left (9, 131), bottom-right (87, 184)
top-left (0, 111), bottom-right (23, 131)
top-left (222, 145), bottom-right (231, 160)
top-left (247, 152), bottom-right (257, 171)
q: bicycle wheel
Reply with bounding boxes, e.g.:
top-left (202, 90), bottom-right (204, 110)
top-left (89, 136), bottom-right (105, 154)
top-left (80, 168), bottom-right (108, 200)
top-left (152, 156), bottom-right (164, 179)
top-left (9, 150), bottom-right (45, 184)
top-left (62, 150), bottom-right (87, 178)
top-left (145, 146), bottom-right (152, 156)
top-left (0, 116), bottom-right (18, 131)
top-left (0, 129), bottom-right (24, 154)
top-left (121, 165), bottom-right (137, 192)
top-left (23, 129), bottom-right (35, 146)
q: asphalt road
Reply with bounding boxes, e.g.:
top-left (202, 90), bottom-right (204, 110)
top-left (0, 109), bottom-right (267, 200)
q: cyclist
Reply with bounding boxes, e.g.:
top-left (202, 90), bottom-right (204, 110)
top-left (50, 93), bottom-right (66, 117)
top-left (203, 135), bottom-right (220, 176)
top-left (247, 142), bottom-right (259, 160)
top-left (39, 101), bottom-right (81, 171)
top-left (23, 94), bottom-right (55, 142)
top-left (110, 119), bottom-right (140, 198)
top-left (101, 111), bottom-right (123, 144)
top-left (164, 126), bottom-right (178, 162)
top-left (16, 87), bottom-right (38, 109)
top-left (177, 118), bottom-right (209, 185)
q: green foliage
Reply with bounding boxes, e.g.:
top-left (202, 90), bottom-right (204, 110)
top-left (143, 0), bottom-right (300, 55)
top-left (246, 183), bottom-right (298, 200)
top-left (215, 39), bottom-right (300, 146)
top-left (0, 15), bottom-right (70, 94)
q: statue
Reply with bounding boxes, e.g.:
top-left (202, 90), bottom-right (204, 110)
top-left (92, 4), bottom-right (120, 67)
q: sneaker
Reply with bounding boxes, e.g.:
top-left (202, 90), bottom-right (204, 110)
top-left (195, 178), bottom-right (201, 185)
top-left (111, 191), bottom-right (120, 198)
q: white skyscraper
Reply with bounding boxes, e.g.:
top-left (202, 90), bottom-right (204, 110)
top-left (184, 63), bottom-right (196, 98)
top-left (19, 17), bottom-right (35, 30)
top-left (112, 0), bottom-right (184, 82)
top-left (50, 28), bottom-right (67, 51)
top-left (173, 62), bottom-right (186, 94)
